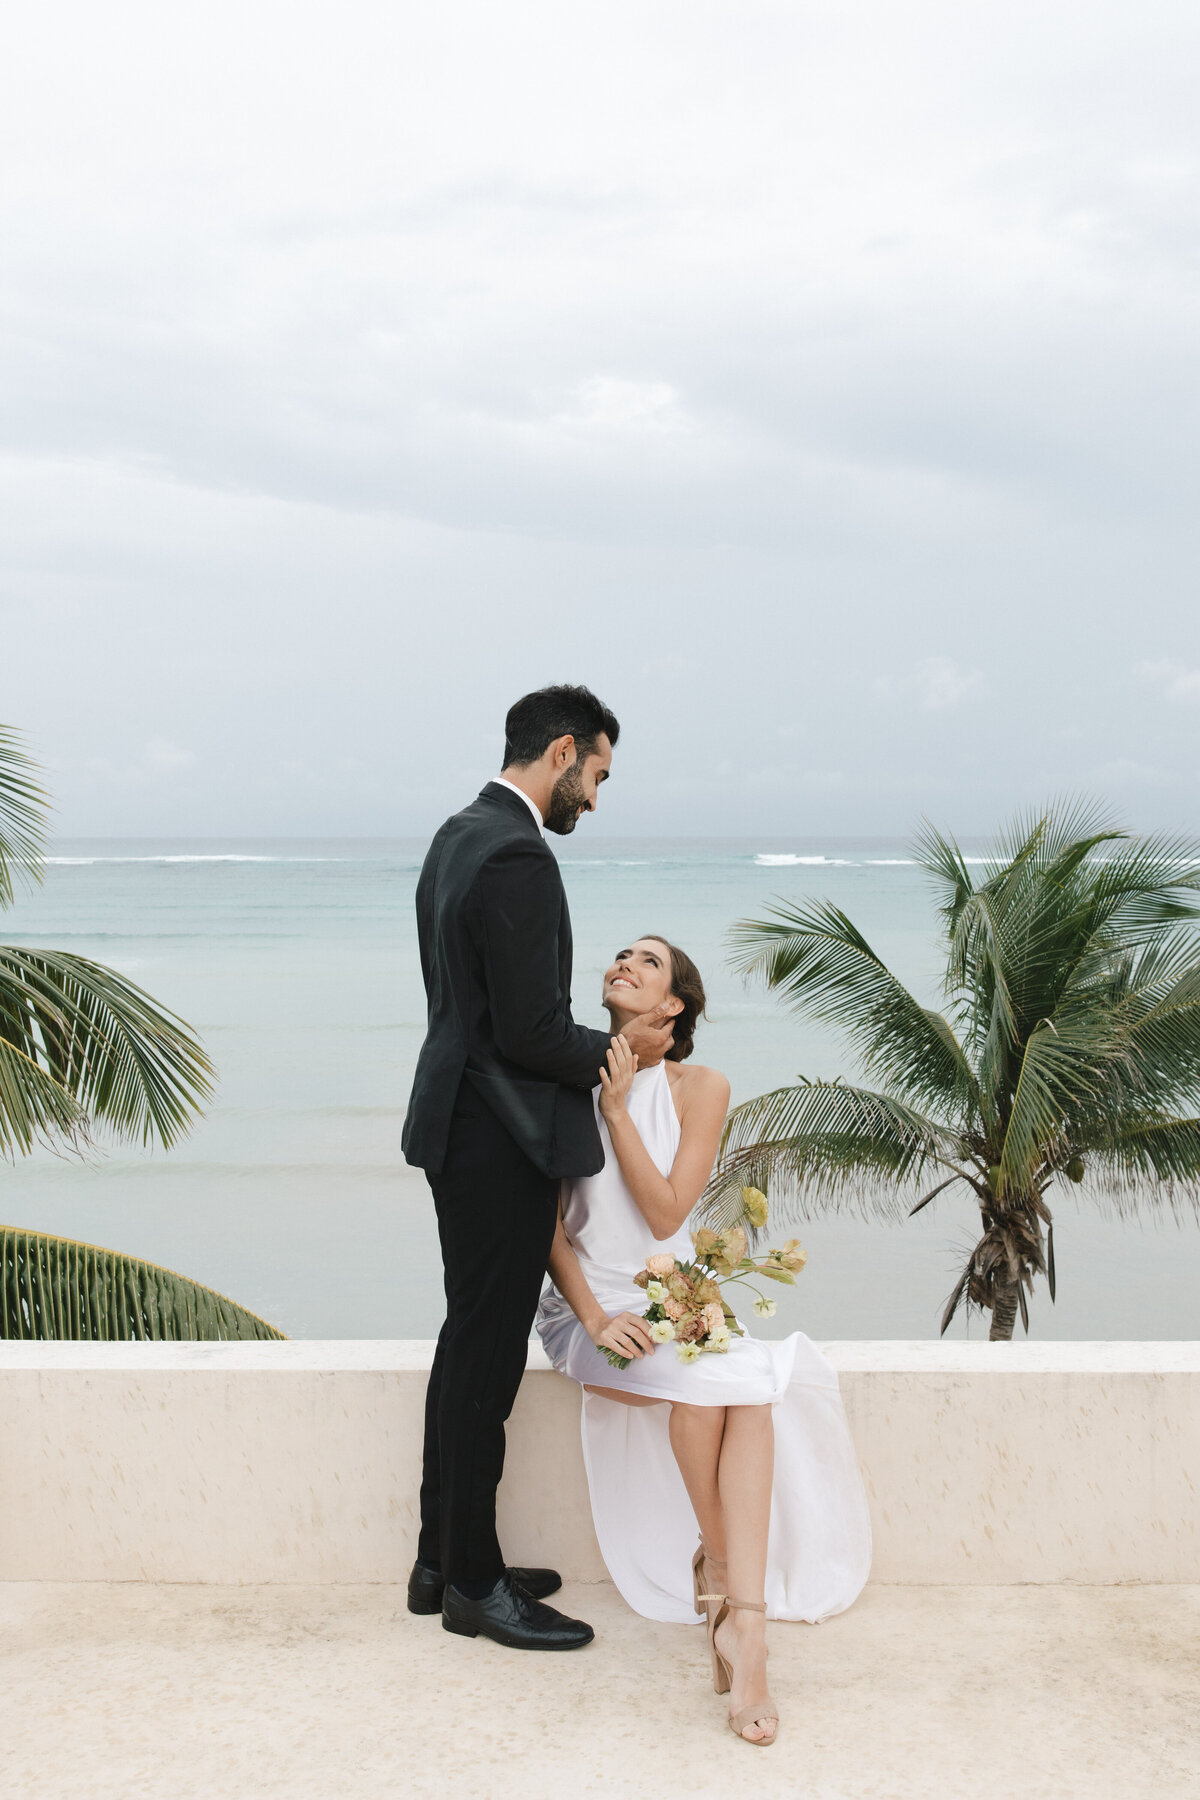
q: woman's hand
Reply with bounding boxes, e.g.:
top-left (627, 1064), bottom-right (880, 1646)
top-left (598, 1034), bottom-right (638, 1119)
top-left (593, 1310), bottom-right (656, 1360)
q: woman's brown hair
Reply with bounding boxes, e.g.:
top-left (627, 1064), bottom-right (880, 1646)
top-left (641, 935), bottom-right (707, 1063)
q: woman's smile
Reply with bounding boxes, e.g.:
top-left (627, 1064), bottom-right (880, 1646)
top-left (603, 939), bottom-right (674, 1012)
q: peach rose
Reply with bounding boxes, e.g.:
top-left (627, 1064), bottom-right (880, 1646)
top-left (645, 1254), bottom-right (677, 1279)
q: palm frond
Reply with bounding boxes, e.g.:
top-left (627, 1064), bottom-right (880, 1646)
top-left (727, 900), bottom-right (979, 1115)
top-left (1117, 957), bottom-right (1200, 1112)
top-left (0, 728), bottom-right (48, 906)
top-left (0, 947), bottom-right (214, 1150)
top-left (703, 1078), bottom-right (958, 1226)
top-left (947, 886), bottom-right (1018, 1114)
top-left (990, 796), bottom-right (1119, 869)
top-left (998, 1009), bottom-right (1133, 1194)
top-left (1083, 1115), bottom-right (1200, 1204)
top-left (0, 1227), bottom-right (284, 1340)
top-left (910, 819), bottom-right (976, 930)
top-left (1061, 832), bottom-right (1200, 958)
top-left (0, 1037), bottom-right (87, 1156)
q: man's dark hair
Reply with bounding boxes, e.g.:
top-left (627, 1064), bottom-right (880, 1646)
top-left (502, 685), bottom-right (620, 769)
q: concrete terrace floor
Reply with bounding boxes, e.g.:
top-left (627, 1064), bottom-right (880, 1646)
top-left (2, 1581), bottom-right (1197, 1800)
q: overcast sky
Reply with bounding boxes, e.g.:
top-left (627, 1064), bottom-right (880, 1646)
top-left (2, 0), bottom-right (1199, 840)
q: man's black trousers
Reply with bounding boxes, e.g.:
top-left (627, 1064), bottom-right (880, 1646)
top-left (417, 1082), bottom-right (559, 1589)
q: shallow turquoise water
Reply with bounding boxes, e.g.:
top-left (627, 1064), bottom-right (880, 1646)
top-left (2, 836), bottom-right (1197, 1339)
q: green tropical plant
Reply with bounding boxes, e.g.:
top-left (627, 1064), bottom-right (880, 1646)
top-left (706, 801), bottom-right (1200, 1340)
top-left (0, 727), bottom-right (283, 1340)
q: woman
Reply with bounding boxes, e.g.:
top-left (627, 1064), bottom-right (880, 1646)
top-left (536, 936), bottom-right (871, 1747)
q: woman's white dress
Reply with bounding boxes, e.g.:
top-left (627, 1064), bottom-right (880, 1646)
top-left (535, 1061), bottom-right (872, 1625)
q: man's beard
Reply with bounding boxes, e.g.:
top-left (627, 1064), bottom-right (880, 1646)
top-left (544, 762), bottom-right (588, 835)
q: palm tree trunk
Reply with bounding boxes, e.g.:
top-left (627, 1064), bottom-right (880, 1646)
top-left (989, 1285), bottom-right (1018, 1341)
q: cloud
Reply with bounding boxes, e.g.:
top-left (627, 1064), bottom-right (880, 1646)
top-left (560, 378), bottom-right (685, 433)
top-left (1137, 660), bottom-right (1200, 702)
top-left (144, 738), bottom-right (197, 773)
top-left (1088, 758), bottom-right (1173, 788)
top-left (2, 2), bottom-right (1200, 837)
top-left (4, 1), bottom-right (1200, 550)
top-left (915, 658), bottom-right (984, 712)
top-left (875, 658), bottom-right (984, 711)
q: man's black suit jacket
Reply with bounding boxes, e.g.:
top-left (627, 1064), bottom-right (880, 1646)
top-left (401, 782), bottom-right (613, 1179)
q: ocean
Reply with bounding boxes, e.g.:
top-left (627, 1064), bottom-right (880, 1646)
top-left (2, 836), bottom-right (1197, 1340)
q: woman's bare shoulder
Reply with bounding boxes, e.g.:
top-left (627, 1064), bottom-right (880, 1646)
top-left (665, 1062), bottom-right (731, 1106)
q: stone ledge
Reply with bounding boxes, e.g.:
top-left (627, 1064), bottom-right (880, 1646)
top-left (1, 1341), bottom-right (1197, 1585)
top-left (2, 1337), bottom-right (1198, 1371)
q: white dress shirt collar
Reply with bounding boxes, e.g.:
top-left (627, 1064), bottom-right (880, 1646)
top-left (492, 776), bottom-right (546, 837)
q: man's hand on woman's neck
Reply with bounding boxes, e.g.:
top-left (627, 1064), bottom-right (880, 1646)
top-left (612, 1006), bottom-right (677, 1069)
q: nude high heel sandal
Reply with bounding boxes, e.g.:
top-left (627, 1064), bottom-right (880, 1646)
top-left (691, 1539), bottom-right (727, 1618)
top-left (697, 1593), bottom-right (779, 1747)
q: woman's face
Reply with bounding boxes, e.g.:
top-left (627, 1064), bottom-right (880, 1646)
top-left (602, 938), bottom-right (680, 1020)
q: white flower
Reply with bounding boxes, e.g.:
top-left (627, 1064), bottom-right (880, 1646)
top-left (753, 1297), bottom-right (777, 1318)
top-left (676, 1341), bottom-right (702, 1363)
top-left (648, 1319), bottom-right (676, 1343)
top-left (707, 1327), bottom-right (732, 1353)
top-left (646, 1280), bottom-right (668, 1304)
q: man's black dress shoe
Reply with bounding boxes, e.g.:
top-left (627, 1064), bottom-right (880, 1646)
top-left (441, 1572), bottom-right (594, 1650)
top-left (406, 1561), bottom-right (562, 1615)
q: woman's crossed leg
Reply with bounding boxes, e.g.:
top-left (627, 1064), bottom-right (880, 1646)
top-left (585, 1388), bottom-right (777, 1743)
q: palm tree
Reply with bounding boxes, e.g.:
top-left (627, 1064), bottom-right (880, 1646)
top-left (706, 801), bottom-right (1200, 1340)
top-left (0, 727), bottom-right (283, 1340)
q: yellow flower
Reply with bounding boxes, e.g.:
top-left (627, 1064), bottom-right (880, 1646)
top-left (648, 1319), bottom-right (676, 1343)
top-left (709, 1225), bottom-right (748, 1275)
top-left (676, 1341), bottom-right (702, 1363)
top-left (741, 1187), bottom-right (769, 1229)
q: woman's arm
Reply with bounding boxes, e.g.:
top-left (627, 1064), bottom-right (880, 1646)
top-left (547, 1198), bottom-right (656, 1362)
top-left (598, 1038), bottom-right (731, 1241)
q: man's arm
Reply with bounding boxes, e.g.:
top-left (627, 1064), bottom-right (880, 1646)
top-left (474, 840), bottom-right (613, 1088)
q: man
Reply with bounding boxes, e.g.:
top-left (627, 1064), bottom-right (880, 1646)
top-left (402, 684), bottom-right (674, 1650)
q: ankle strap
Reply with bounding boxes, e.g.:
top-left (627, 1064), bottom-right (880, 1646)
top-left (698, 1594), bottom-right (767, 1613)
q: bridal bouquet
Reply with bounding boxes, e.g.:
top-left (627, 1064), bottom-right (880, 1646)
top-left (602, 1188), bottom-right (806, 1370)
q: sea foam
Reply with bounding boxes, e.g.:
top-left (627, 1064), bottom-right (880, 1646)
top-left (754, 854), bottom-right (855, 866)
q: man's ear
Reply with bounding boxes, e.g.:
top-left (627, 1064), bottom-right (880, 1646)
top-left (550, 734), bottom-right (576, 769)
